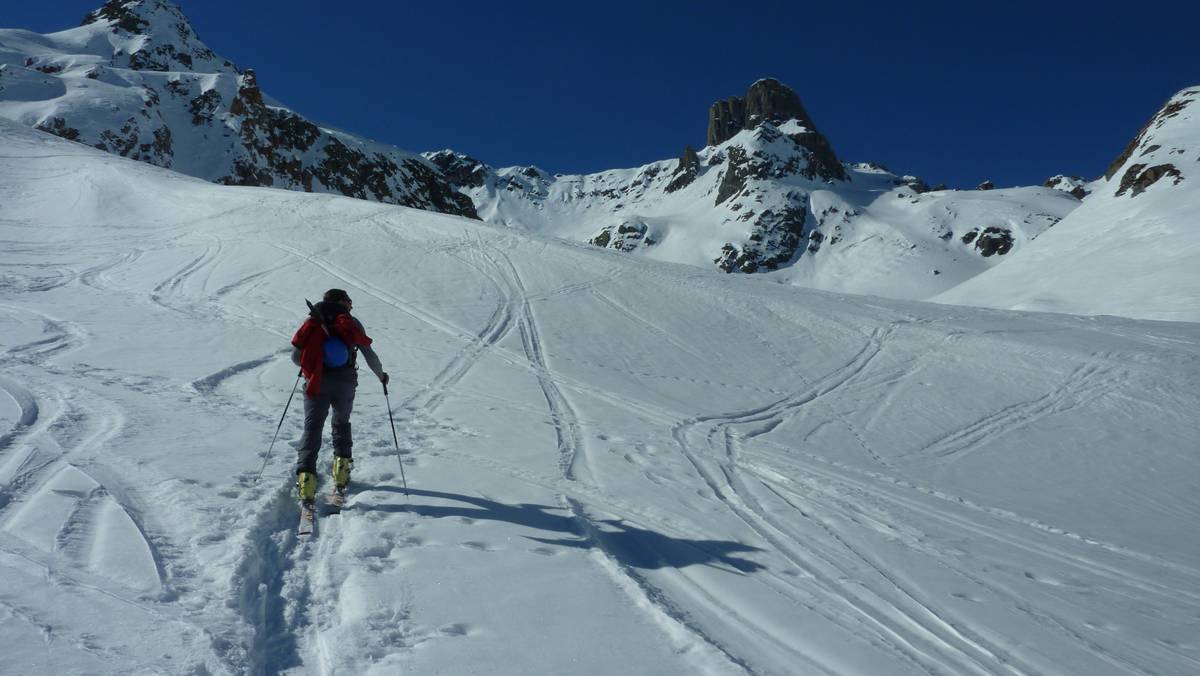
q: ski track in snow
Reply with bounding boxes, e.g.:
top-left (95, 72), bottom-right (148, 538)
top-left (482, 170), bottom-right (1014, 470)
top-left (666, 326), bottom-right (1002, 675)
top-left (3, 131), bottom-right (1199, 673)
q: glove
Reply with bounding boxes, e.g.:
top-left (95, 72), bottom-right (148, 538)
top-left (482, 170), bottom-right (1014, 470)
top-left (380, 372), bottom-right (390, 387)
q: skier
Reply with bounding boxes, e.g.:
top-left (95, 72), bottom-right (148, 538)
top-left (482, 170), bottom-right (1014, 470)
top-left (290, 288), bottom-right (388, 504)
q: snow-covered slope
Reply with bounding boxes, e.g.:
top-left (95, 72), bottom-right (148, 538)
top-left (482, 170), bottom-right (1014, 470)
top-left (3, 118), bottom-right (1199, 675)
top-left (0, 3), bottom-right (1095, 303)
top-left (0, 0), bottom-right (475, 216)
top-left (937, 86), bottom-right (1200, 322)
top-left (429, 81), bottom-right (1081, 300)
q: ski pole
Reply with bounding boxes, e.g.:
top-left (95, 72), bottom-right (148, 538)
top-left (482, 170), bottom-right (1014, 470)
top-left (383, 382), bottom-right (409, 497)
top-left (255, 371), bottom-right (302, 483)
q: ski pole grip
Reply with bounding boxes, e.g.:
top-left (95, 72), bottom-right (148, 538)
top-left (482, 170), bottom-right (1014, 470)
top-left (383, 382), bottom-right (389, 396)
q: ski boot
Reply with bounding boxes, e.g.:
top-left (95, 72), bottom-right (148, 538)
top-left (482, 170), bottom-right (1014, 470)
top-left (296, 470), bottom-right (318, 504)
top-left (330, 456), bottom-right (352, 508)
top-left (331, 456), bottom-right (353, 490)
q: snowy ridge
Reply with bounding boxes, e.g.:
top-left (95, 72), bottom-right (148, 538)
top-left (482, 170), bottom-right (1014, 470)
top-left (4, 6), bottom-right (1195, 317)
top-left (936, 86), bottom-right (1200, 322)
top-left (430, 117), bottom-right (1080, 300)
top-left (1, 118), bottom-right (1198, 674)
top-left (0, 0), bottom-right (475, 217)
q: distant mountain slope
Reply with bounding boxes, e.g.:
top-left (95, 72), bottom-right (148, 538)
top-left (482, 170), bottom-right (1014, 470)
top-left (936, 86), bottom-right (1200, 322)
top-left (430, 80), bottom-right (1081, 299)
top-left (0, 0), bottom-right (476, 217)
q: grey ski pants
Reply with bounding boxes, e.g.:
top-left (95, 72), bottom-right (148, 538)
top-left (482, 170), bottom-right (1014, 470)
top-left (295, 372), bottom-right (356, 475)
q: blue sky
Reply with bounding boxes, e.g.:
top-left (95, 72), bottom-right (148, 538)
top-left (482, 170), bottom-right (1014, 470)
top-left (8, 1), bottom-right (1198, 187)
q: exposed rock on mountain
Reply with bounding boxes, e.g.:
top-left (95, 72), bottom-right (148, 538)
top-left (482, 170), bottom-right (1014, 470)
top-left (431, 79), bottom-right (1075, 298)
top-left (707, 79), bottom-right (846, 182)
top-left (714, 192), bottom-right (808, 273)
top-left (1043, 174), bottom-right (1090, 199)
top-left (81, 0), bottom-right (235, 73)
top-left (0, 0), bottom-right (476, 217)
top-left (426, 150), bottom-right (490, 189)
top-left (1115, 163), bottom-right (1183, 197)
top-left (590, 219), bottom-right (657, 252)
top-left (1104, 88), bottom-right (1195, 199)
top-left (709, 78), bottom-right (809, 145)
top-left (664, 145), bottom-right (700, 193)
top-left (960, 226), bottom-right (1014, 257)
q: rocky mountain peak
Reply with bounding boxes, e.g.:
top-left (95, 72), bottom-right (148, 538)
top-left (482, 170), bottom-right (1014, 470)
top-left (707, 78), bottom-right (819, 146)
top-left (81, 0), bottom-right (233, 72)
top-left (705, 79), bottom-right (846, 183)
top-left (83, 0), bottom-right (186, 34)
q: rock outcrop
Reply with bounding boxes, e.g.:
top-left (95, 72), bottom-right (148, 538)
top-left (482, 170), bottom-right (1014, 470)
top-left (706, 79), bottom-right (846, 182)
top-left (1105, 87), bottom-right (1196, 198)
top-left (664, 145), bottom-right (700, 193)
top-left (709, 79), bottom-right (809, 146)
top-left (1043, 175), bottom-right (1090, 199)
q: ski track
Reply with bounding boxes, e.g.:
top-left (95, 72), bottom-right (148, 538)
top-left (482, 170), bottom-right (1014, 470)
top-left (668, 330), bottom-right (997, 675)
top-left (0, 296), bottom-right (220, 670)
top-left (395, 246), bottom-right (515, 414)
top-left (0, 303), bottom-right (88, 363)
top-left (0, 377), bottom-right (175, 610)
top-left (478, 243), bottom-right (586, 482)
top-left (4, 167), bottom-right (1194, 673)
top-left (474, 238), bottom-right (759, 674)
top-left (0, 375), bottom-right (39, 456)
top-left (752, 440), bottom-right (1200, 606)
top-left (661, 320), bottom-right (1199, 675)
top-left (905, 354), bottom-right (1119, 463)
top-left (191, 353), bottom-right (282, 395)
top-left (747, 466), bottom-right (1183, 676)
top-left (272, 241), bottom-right (474, 342)
top-left (78, 247), bottom-right (145, 292)
top-left (733, 427), bottom-right (1200, 674)
top-left (147, 237), bottom-right (224, 314)
top-left (587, 288), bottom-right (711, 365)
top-left (240, 234), bottom-right (530, 673)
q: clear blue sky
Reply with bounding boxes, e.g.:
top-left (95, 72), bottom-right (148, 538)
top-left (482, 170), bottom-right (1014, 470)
top-left (9, 1), bottom-right (1198, 188)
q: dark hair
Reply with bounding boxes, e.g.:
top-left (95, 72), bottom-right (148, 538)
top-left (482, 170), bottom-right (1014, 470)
top-left (323, 288), bottom-right (352, 305)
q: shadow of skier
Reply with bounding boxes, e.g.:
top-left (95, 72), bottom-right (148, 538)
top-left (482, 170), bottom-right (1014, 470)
top-left (357, 487), bottom-right (765, 574)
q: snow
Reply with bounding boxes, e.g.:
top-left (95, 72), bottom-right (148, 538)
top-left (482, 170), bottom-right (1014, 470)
top-left (0, 6), bottom-right (464, 216)
top-left (2, 119), bottom-right (1200, 675)
top-left (444, 125), bottom-right (1080, 300)
top-left (937, 87), bottom-right (1200, 322)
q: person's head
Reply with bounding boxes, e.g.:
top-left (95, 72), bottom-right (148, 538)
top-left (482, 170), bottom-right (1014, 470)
top-left (323, 288), bottom-right (352, 310)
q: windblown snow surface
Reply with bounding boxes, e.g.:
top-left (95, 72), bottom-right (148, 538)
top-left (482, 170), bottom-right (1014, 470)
top-left (2, 120), bottom-right (1199, 675)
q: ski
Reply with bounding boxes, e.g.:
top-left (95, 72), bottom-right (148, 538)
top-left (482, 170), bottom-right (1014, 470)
top-left (326, 486), bottom-right (347, 513)
top-left (298, 500), bottom-right (316, 536)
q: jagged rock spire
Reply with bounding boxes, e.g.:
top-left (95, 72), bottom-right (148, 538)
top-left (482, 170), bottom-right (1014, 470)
top-left (707, 78), bottom-right (819, 146)
top-left (705, 78), bottom-right (847, 183)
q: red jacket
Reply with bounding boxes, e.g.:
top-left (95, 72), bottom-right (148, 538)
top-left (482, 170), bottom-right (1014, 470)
top-left (291, 315), bottom-right (371, 396)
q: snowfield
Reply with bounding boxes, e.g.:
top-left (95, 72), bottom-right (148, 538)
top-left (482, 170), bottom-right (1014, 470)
top-left (2, 120), bottom-right (1199, 675)
top-left (937, 87), bottom-right (1200, 323)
